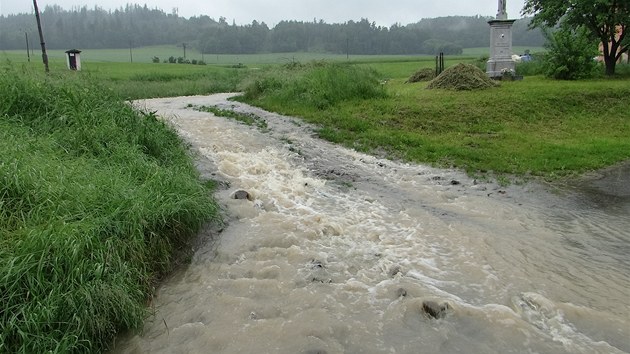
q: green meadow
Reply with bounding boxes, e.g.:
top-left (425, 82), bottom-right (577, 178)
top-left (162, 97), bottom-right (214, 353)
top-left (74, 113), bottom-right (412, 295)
top-left (1, 47), bottom-right (629, 353)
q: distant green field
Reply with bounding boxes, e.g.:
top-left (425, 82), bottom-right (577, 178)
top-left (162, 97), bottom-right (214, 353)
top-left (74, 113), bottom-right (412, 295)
top-left (1, 49), bottom-right (439, 67)
top-left (0, 47), bottom-right (543, 99)
top-left (2, 45), bottom-right (199, 65)
top-left (2, 45), bottom-right (545, 67)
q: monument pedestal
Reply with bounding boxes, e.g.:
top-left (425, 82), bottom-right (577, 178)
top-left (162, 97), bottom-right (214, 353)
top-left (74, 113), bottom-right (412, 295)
top-left (487, 19), bottom-right (516, 78)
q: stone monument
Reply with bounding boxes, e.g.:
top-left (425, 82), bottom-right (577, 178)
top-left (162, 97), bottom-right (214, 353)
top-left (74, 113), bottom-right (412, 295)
top-left (486, 0), bottom-right (516, 78)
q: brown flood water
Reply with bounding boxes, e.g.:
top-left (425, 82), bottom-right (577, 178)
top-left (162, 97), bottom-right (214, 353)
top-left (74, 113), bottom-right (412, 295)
top-left (113, 94), bottom-right (630, 354)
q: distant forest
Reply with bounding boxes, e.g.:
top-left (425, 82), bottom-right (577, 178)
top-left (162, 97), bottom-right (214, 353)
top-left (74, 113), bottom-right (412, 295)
top-left (0, 4), bottom-right (545, 55)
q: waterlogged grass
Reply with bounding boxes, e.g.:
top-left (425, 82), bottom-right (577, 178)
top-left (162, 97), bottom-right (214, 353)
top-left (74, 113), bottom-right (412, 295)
top-left (194, 105), bottom-right (269, 131)
top-left (0, 69), bottom-right (219, 353)
top-left (240, 64), bottom-right (630, 179)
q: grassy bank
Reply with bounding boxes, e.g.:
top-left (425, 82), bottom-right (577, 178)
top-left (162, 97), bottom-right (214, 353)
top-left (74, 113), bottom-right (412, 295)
top-left (239, 62), bottom-right (630, 180)
top-left (0, 69), bottom-right (219, 352)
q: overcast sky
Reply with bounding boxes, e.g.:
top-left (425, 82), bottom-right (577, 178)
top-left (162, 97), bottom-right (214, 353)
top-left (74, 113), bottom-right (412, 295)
top-left (1, 0), bottom-right (527, 27)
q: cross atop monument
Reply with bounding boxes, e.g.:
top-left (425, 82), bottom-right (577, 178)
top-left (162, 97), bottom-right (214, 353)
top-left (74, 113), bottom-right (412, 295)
top-left (497, 0), bottom-right (508, 20)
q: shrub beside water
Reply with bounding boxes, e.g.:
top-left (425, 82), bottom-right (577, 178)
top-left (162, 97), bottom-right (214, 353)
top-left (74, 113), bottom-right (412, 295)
top-left (0, 69), bottom-right (219, 353)
top-left (541, 26), bottom-right (598, 80)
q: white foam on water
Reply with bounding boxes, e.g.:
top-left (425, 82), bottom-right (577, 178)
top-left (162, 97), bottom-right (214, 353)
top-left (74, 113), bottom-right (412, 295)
top-left (114, 95), bottom-right (630, 354)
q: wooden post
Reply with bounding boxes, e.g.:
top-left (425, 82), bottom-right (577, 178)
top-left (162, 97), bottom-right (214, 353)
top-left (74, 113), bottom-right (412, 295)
top-left (25, 32), bottom-right (31, 62)
top-left (33, 0), bottom-right (49, 73)
top-left (129, 40), bottom-right (133, 63)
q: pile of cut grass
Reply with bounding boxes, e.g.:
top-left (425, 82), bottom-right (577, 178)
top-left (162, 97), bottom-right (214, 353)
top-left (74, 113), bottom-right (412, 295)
top-left (427, 63), bottom-right (499, 90)
top-left (0, 69), bottom-right (219, 353)
top-left (406, 68), bottom-right (435, 83)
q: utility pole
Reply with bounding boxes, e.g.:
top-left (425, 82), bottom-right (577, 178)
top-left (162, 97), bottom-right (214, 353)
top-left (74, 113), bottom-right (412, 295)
top-left (182, 42), bottom-right (187, 58)
top-left (129, 40), bottom-right (133, 63)
top-left (25, 32), bottom-right (31, 62)
top-left (33, 0), bottom-right (49, 72)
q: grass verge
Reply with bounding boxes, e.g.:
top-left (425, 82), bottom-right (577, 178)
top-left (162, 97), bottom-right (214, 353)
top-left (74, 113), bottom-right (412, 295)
top-left (0, 68), bottom-right (219, 353)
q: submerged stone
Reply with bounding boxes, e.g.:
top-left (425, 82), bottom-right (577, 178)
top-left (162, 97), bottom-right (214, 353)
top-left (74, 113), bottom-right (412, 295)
top-left (422, 300), bottom-right (451, 319)
top-left (233, 190), bottom-right (252, 200)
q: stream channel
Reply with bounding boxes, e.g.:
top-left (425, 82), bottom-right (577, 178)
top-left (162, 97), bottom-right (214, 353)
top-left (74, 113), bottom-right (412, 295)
top-left (114, 93), bottom-right (630, 354)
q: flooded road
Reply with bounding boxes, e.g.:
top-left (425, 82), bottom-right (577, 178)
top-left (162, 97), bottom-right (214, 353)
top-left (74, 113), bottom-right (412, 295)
top-left (115, 94), bottom-right (630, 353)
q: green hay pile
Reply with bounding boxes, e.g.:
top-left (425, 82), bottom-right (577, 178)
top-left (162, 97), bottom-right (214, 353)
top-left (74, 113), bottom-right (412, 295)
top-left (427, 63), bottom-right (499, 91)
top-left (406, 68), bottom-right (435, 83)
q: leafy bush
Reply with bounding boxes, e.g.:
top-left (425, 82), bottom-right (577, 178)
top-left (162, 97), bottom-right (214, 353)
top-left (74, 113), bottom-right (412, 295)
top-left (515, 53), bottom-right (546, 76)
top-left (168, 56), bottom-right (176, 63)
top-left (542, 26), bottom-right (598, 80)
top-left (152, 56), bottom-right (160, 63)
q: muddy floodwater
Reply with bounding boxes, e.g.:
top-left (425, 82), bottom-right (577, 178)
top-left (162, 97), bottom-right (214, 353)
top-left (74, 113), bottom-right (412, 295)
top-left (115, 94), bottom-right (630, 354)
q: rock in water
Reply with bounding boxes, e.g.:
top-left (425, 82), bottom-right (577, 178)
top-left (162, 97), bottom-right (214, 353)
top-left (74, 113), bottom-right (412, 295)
top-left (396, 288), bottom-right (408, 298)
top-left (233, 190), bottom-right (251, 200)
top-left (422, 300), bottom-right (450, 319)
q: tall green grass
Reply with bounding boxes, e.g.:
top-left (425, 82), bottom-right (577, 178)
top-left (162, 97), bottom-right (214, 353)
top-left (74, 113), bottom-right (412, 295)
top-left (0, 68), bottom-right (219, 353)
top-left (242, 61), bottom-right (388, 110)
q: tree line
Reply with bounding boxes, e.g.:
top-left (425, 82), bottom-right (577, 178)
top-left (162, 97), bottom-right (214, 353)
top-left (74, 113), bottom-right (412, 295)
top-left (0, 4), bottom-right (544, 55)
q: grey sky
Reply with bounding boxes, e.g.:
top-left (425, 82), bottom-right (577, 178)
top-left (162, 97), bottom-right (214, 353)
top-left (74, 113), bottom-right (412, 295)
top-left (1, 0), bottom-right (526, 26)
